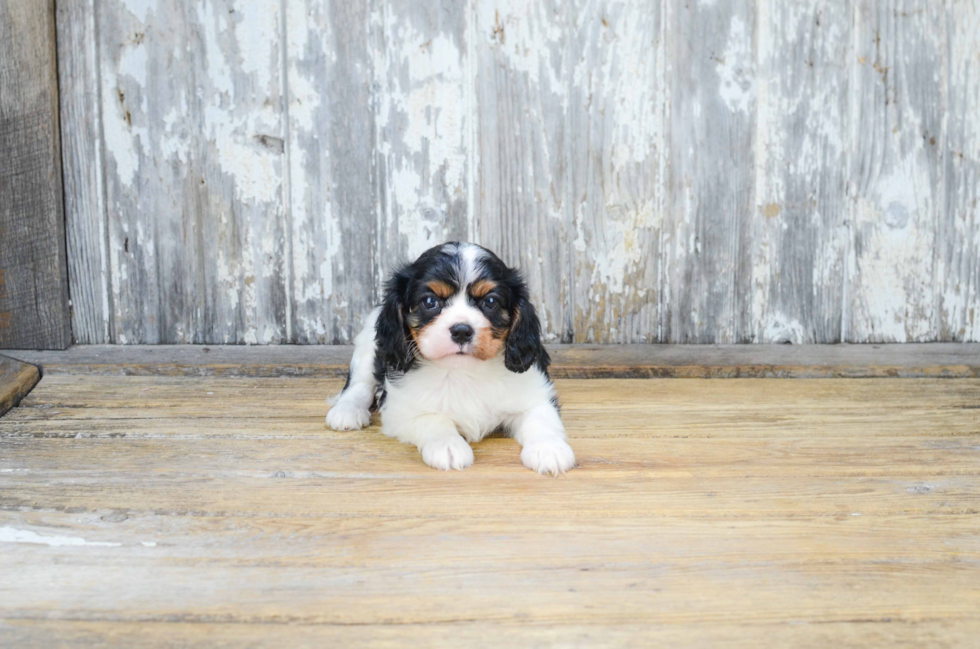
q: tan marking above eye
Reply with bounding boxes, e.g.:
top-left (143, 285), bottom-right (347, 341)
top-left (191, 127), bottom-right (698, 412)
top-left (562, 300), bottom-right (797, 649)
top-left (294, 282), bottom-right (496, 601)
top-left (469, 280), bottom-right (497, 298)
top-left (427, 281), bottom-right (454, 299)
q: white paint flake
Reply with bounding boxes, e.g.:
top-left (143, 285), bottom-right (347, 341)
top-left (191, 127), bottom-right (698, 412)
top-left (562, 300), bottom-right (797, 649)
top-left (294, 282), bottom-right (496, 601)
top-left (0, 526), bottom-right (121, 548)
top-left (716, 16), bottom-right (755, 114)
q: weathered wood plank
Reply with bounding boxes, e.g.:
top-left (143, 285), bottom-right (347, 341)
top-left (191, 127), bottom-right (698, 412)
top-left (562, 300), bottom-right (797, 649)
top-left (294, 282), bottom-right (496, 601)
top-left (566, 0), bottom-right (665, 343)
top-left (3, 435), bottom-right (980, 478)
top-left (376, 0), bottom-right (472, 265)
top-left (475, 0), bottom-right (573, 342)
top-left (1, 544), bottom-right (975, 624)
top-left (846, 0), bottom-right (945, 342)
top-left (0, 0), bottom-right (72, 350)
top-left (749, 0), bottom-right (850, 343)
top-left (287, 0), bottom-right (380, 344)
top-left (663, 0), bottom-right (756, 343)
top-left (3, 619), bottom-right (979, 648)
top-left (98, 0), bottom-right (288, 344)
top-left (0, 355), bottom-right (39, 418)
top-left (4, 343), bottom-right (980, 378)
top-left (4, 377), bottom-right (979, 441)
top-left (1, 373), bottom-right (979, 642)
top-left (57, 0), bottom-right (111, 345)
top-left (939, 0), bottom-right (980, 341)
top-left (55, 0), bottom-right (980, 345)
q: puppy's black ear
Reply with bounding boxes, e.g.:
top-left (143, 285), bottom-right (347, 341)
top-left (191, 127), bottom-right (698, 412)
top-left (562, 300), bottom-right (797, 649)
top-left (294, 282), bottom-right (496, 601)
top-left (505, 284), bottom-right (549, 374)
top-left (375, 267), bottom-right (415, 375)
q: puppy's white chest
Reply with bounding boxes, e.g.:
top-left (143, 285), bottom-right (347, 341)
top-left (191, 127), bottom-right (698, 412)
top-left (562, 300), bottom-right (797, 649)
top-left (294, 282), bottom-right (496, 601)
top-left (384, 359), bottom-right (549, 442)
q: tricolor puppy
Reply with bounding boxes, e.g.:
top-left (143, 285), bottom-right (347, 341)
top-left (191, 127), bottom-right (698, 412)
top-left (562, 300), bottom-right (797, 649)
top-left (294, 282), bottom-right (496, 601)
top-left (326, 242), bottom-right (575, 475)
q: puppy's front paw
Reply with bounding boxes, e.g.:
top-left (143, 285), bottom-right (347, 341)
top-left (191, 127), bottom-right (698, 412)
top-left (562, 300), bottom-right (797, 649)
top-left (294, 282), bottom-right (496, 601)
top-left (326, 402), bottom-right (371, 430)
top-left (521, 438), bottom-right (576, 476)
top-left (421, 435), bottom-right (474, 471)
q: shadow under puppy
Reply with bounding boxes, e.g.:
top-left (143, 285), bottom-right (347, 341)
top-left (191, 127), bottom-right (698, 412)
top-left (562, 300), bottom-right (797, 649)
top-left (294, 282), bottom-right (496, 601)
top-left (327, 242), bottom-right (576, 475)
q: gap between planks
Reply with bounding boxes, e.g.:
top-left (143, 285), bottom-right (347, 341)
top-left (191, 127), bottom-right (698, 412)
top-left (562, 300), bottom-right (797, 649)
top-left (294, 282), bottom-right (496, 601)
top-left (3, 343), bottom-right (980, 378)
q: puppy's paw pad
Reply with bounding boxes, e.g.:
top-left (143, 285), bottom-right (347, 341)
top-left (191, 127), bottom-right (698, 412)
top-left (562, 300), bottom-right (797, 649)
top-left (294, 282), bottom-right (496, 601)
top-left (421, 436), bottom-right (474, 471)
top-left (326, 402), bottom-right (371, 430)
top-left (521, 438), bottom-right (576, 476)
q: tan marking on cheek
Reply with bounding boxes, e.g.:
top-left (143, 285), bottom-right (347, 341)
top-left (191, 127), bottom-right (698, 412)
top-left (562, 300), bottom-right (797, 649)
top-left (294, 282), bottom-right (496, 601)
top-left (472, 326), bottom-right (505, 360)
top-left (427, 281), bottom-right (453, 299)
top-left (409, 322), bottom-right (429, 350)
top-left (469, 280), bottom-right (497, 299)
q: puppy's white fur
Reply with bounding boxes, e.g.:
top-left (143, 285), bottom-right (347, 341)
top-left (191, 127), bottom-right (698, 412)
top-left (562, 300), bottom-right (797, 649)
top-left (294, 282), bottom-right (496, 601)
top-left (328, 316), bottom-right (574, 474)
top-left (381, 354), bottom-right (573, 473)
top-left (326, 244), bottom-right (574, 474)
top-left (325, 307), bottom-right (380, 431)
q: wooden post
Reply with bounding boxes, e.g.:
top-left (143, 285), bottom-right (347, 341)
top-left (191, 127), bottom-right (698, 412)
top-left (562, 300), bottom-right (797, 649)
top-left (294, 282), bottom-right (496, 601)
top-left (0, 0), bottom-right (72, 349)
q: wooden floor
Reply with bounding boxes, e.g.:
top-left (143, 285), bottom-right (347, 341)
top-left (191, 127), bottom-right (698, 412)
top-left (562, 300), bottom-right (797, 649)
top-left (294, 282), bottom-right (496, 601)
top-left (1, 371), bottom-right (979, 646)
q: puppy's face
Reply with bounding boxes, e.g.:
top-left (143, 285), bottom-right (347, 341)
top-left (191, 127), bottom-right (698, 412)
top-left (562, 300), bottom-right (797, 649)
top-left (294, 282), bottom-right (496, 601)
top-left (404, 244), bottom-right (512, 362)
top-left (375, 242), bottom-right (547, 376)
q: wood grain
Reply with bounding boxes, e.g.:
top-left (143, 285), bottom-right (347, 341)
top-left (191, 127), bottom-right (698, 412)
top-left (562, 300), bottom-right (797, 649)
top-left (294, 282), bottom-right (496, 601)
top-left (940, 0), bottom-right (980, 341)
top-left (846, 0), bottom-right (944, 342)
top-left (97, 0), bottom-right (289, 344)
top-left (475, 0), bottom-right (573, 342)
top-left (57, 0), bottom-right (112, 344)
top-left (0, 0), bottom-right (71, 350)
top-left (663, 0), bottom-right (756, 344)
top-left (287, 0), bottom-right (381, 344)
top-left (566, 0), bottom-right (665, 343)
top-left (4, 343), bottom-right (980, 378)
top-left (750, 0), bottom-right (850, 343)
top-left (3, 619), bottom-right (980, 648)
top-left (377, 0), bottom-right (472, 266)
top-left (1, 373), bottom-right (978, 645)
top-left (0, 355), bottom-right (40, 418)
top-left (57, 0), bottom-right (980, 344)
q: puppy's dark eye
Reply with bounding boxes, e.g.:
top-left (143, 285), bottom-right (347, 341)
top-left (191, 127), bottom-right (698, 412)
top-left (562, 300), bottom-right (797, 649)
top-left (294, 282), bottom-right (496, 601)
top-left (422, 296), bottom-right (440, 311)
top-left (482, 296), bottom-right (498, 310)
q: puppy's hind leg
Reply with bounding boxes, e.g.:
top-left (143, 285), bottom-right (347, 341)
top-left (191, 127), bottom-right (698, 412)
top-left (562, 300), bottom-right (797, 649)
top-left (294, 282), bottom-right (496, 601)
top-left (327, 307), bottom-right (380, 430)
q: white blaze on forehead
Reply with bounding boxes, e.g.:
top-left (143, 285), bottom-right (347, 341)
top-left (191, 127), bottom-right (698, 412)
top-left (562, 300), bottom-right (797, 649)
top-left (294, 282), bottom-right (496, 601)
top-left (457, 243), bottom-right (485, 288)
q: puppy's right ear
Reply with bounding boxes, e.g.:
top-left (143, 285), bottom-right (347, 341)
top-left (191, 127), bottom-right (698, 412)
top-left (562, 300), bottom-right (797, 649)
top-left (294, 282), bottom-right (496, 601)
top-left (375, 266), bottom-right (415, 375)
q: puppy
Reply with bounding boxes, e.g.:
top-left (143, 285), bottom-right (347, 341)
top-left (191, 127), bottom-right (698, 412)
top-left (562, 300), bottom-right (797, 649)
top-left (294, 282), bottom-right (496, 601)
top-left (326, 242), bottom-right (575, 475)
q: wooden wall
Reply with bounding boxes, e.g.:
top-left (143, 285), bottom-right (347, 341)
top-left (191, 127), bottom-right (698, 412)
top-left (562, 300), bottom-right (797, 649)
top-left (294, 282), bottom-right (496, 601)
top-left (58, 0), bottom-right (980, 345)
top-left (0, 0), bottom-right (72, 349)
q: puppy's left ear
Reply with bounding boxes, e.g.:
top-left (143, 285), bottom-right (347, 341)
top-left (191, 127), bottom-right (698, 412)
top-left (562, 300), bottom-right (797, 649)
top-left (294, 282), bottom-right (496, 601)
top-left (375, 266), bottom-right (415, 375)
top-left (505, 288), bottom-right (549, 374)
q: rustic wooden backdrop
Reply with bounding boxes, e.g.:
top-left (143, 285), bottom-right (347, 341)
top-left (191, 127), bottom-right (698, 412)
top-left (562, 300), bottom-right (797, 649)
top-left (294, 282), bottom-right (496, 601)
top-left (0, 0), bottom-right (72, 349)
top-left (57, 0), bottom-right (979, 345)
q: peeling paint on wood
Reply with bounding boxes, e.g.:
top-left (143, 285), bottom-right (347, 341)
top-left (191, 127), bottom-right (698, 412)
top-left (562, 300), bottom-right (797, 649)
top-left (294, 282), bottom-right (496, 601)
top-left (749, 0), bottom-right (850, 344)
top-left (567, 0), bottom-right (665, 343)
top-left (97, 0), bottom-right (289, 344)
top-left (286, 0), bottom-right (379, 344)
top-left (475, 0), bottom-right (572, 342)
top-left (940, 0), bottom-right (980, 342)
top-left (847, 0), bottom-right (945, 343)
top-left (59, 0), bottom-right (980, 344)
top-left (664, 0), bottom-right (756, 343)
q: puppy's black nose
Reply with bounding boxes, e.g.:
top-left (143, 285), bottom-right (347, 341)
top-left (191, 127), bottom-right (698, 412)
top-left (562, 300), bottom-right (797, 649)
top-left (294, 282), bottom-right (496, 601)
top-left (450, 323), bottom-right (474, 344)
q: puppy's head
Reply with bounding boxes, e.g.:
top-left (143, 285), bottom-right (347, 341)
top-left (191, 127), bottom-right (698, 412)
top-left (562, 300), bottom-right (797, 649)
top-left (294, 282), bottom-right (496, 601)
top-left (376, 242), bottom-right (547, 374)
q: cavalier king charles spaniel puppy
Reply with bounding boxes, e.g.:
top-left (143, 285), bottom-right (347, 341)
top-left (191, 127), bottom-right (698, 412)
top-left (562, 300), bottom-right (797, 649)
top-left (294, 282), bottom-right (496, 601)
top-left (326, 242), bottom-right (575, 475)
